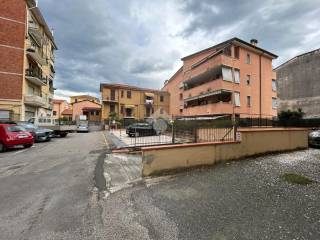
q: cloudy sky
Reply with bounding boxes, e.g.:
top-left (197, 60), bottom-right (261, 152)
top-left (39, 0), bottom-right (320, 100)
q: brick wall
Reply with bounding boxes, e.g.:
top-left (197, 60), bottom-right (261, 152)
top-left (0, 0), bottom-right (26, 100)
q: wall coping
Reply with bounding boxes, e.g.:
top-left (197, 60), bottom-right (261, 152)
top-left (238, 127), bottom-right (308, 132)
top-left (141, 140), bottom-right (240, 152)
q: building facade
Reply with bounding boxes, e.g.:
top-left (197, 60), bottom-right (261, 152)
top-left (0, 0), bottom-right (57, 121)
top-left (52, 99), bottom-right (70, 120)
top-left (163, 38), bottom-right (278, 119)
top-left (100, 83), bottom-right (170, 121)
top-left (72, 100), bottom-right (101, 121)
top-left (70, 95), bottom-right (100, 105)
top-left (276, 49), bottom-right (320, 118)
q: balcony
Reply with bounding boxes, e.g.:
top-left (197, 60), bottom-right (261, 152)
top-left (28, 27), bottom-right (43, 46)
top-left (183, 102), bottom-right (234, 116)
top-left (25, 69), bottom-right (46, 86)
top-left (102, 96), bottom-right (118, 102)
top-left (24, 95), bottom-right (46, 107)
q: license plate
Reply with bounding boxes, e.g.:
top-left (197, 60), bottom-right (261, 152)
top-left (18, 134), bottom-right (28, 138)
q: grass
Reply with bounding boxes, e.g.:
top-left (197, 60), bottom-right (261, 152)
top-left (281, 173), bottom-right (315, 185)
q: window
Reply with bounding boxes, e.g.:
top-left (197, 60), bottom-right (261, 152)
top-left (127, 91), bottom-right (131, 99)
top-left (222, 67), bottom-right (233, 82)
top-left (110, 104), bottom-right (115, 112)
top-left (272, 98), bottom-right (278, 109)
top-left (121, 90), bottom-right (124, 98)
top-left (246, 53), bottom-right (251, 64)
top-left (247, 96), bottom-right (251, 107)
top-left (75, 98), bottom-right (78, 103)
top-left (91, 111), bottom-right (95, 116)
top-left (53, 111), bottom-right (57, 116)
top-left (160, 95), bottom-right (164, 102)
top-left (234, 92), bottom-right (240, 107)
top-left (110, 89), bottom-right (115, 100)
top-left (120, 105), bottom-right (124, 114)
top-left (272, 79), bottom-right (277, 91)
top-left (223, 46), bottom-right (232, 57)
top-left (234, 69), bottom-right (240, 84)
top-left (234, 46), bottom-right (240, 59)
top-left (246, 75), bottom-right (251, 85)
top-left (179, 93), bottom-right (183, 100)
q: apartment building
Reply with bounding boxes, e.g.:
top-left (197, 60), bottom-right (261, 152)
top-left (0, 0), bottom-right (57, 121)
top-left (276, 48), bottom-right (320, 118)
top-left (163, 38), bottom-right (278, 119)
top-left (100, 83), bottom-right (170, 121)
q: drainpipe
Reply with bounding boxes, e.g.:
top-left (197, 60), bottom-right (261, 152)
top-left (259, 54), bottom-right (262, 122)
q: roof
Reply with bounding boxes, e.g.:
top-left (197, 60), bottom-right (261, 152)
top-left (163, 66), bottom-right (183, 87)
top-left (71, 95), bottom-right (99, 100)
top-left (274, 48), bottom-right (320, 70)
top-left (52, 99), bottom-right (65, 104)
top-left (72, 99), bottom-right (102, 106)
top-left (61, 109), bottom-right (73, 115)
top-left (82, 107), bottom-right (101, 111)
top-left (181, 37), bottom-right (278, 61)
top-left (26, 0), bottom-right (58, 49)
top-left (100, 83), bottom-right (169, 94)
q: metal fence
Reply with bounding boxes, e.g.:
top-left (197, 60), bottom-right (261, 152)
top-left (236, 117), bottom-right (320, 128)
top-left (108, 118), bottom-right (236, 149)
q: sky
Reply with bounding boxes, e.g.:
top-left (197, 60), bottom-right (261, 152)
top-left (39, 0), bottom-right (320, 100)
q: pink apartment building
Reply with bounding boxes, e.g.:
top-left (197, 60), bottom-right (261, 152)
top-left (163, 38), bottom-right (278, 119)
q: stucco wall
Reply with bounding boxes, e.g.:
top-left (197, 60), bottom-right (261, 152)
top-left (141, 128), bottom-right (308, 176)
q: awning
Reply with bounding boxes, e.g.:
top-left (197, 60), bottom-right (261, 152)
top-left (125, 105), bottom-right (135, 108)
top-left (28, 28), bottom-right (43, 46)
top-left (27, 52), bottom-right (46, 66)
top-left (145, 92), bottom-right (154, 97)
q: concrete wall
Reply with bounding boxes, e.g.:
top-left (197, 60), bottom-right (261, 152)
top-left (141, 128), bottom-right (308, 176)
top-left (276, 49), bottom-right (320, 118)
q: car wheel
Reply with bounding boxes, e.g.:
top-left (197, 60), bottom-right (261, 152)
top-left (23, 143), bottom-right (33, 148)
top-left (0, 142), bottom-right (6, 152)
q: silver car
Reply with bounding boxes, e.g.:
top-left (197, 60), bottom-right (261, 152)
top-left (77, 124), bottom-right (89, 133)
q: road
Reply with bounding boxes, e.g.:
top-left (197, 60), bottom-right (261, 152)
top-left (0, 132), bottom-right (107, 240)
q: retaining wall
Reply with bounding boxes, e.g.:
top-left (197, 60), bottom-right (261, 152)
top-left (141, 128), bottom-right (308, 176)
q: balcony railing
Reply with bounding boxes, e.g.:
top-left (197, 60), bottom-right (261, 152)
top-left (25, 69), bottom-right (46, 86)
top-left (145, 99), bottom-right (154, 105)
top-left (24, 95), bottom-right (46, 107)
top-left (183, 102), bottom-right (234, 116)
top-left (102, 96), bottom-right (118, 102)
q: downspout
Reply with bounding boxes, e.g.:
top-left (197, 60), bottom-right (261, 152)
top-left (259, 54), bottom-right (262, 121)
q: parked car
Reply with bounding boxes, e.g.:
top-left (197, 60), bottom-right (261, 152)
top-left (17, 122), bottom-right (54, 142)
top-left (126, 123), bottom-right (158, 137)
top-left (0, 123), bottom-right (34, 152)
top-left (308, 129), bottom-right (320, 147)
top-left (77, 123), bottom-right (89, 133)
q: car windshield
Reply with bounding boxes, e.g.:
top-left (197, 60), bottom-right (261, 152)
top-left (7, 126), bottom-right (25, 132)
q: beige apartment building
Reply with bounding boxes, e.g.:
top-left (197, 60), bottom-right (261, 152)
top-left (100, 83), bottom-right (170, 121)
top-left (163, 38), bottom-right (278, 119)
top-left (70, 95), bottom-right (100, 104)
top-left (0, 0), bottom-right (57, 121)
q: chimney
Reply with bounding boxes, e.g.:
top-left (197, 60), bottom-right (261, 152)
top-left (250, 39), bottom-right (258, 46)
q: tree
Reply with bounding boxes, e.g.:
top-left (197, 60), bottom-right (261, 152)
top-left (278, 108), bottom-right (304, 120)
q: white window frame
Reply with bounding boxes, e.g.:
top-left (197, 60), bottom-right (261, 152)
top-left (234, 92), bottom-right (241, 107)
top-left (234, 69), bottom-right (240, 84)
top-left (272, 79), bottom-right (277, 92)
top-left (222, 67), bottom-right (233, 82)
top-left (272, 97), bottom-right (278, 109)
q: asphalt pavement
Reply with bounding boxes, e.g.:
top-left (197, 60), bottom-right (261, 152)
top-left (0, 132), bottom-right (107, 240)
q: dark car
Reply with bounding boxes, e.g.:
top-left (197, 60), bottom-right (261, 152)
top-left (308, 129), bottom-right (320, 147)
top-left (126, 123), bottom-right (158, 137)
top-left (17, 122), bottom-right (53, 142)
top-left (0, 124), bottom-right (34, 152)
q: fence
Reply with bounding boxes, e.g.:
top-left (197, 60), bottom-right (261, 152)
top-left (236, 117), bottom-right (320, 128)
top-left (108, 118), bottom-right (236, 149)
